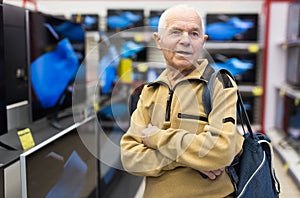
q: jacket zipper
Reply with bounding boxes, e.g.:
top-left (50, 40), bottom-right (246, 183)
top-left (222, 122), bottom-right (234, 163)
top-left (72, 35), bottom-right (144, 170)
top-left (148, 79), bottom-right (206, 122)
top-left (165, 89), bottom-right (174, 121)
top-left (178, 113), bottom-right (208, 122)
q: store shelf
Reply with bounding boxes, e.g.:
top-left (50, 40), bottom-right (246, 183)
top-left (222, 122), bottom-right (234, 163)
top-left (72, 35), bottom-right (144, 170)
top-left (276, 83), bottom-right (300, 100)
top-left (239, 85), bottom-right (263, 95)
top-left (107, 31), bottom-right (153, 42)
top-left (266, 128), bottom-right (300, 189)
top-left (205, 42), bottom-right (262, 51)
top-left (281, 39), bottom-right (300, 48)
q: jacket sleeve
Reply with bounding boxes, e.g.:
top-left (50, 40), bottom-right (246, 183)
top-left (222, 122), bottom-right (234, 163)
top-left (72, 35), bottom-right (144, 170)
top-left (144, 75), bottom-right (244, 171)
top-left (120, 90), bottom-right (184, 177)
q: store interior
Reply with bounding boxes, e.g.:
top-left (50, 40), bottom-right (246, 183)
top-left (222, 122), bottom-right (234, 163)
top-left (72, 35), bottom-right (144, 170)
top-left (0, 0), bottom-right (300, 197)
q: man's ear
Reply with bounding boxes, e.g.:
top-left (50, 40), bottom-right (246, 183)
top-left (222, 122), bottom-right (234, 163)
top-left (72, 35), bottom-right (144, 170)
top-left (153, 32), bottom-right (162, 50)
top-left (203, 34), bottom-right (208, 42)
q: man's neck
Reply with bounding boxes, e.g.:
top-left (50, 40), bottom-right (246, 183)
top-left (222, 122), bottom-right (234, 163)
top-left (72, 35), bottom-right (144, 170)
top-left (166, 66), bottom-right (195, 87)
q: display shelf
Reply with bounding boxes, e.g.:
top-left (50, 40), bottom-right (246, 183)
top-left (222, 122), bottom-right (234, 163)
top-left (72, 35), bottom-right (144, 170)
top-left (281, 39), bottom-right (300, 48)
top-left (239, 85), bottom-right (263, 95)
top-left (266, 128), bottom-right (300, 190)
top-left (205, 42), bottom-right (262, 51)
top-left (276, 83), bottom-right (300, 100)
top-left (106, 31), bottom-right (153, 42)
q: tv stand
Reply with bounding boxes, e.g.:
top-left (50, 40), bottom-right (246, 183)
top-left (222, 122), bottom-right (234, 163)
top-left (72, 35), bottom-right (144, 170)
top-left (0, 141), bottom-right (17, 151)
top-left (48, 112), bottom-right (74, 130)
top-left (49, 120), bottom-right (64, 130)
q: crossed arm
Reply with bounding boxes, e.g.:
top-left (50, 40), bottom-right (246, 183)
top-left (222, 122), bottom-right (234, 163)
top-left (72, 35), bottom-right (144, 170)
top-left (120, 78), bottom-right (242, 179)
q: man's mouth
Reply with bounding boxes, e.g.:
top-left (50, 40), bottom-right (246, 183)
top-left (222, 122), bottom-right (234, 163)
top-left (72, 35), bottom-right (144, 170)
top-left (175, 51), bottom-right (193, 56)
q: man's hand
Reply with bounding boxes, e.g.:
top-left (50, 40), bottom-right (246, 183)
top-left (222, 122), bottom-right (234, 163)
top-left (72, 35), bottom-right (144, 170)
top-left (142, 124), bottom-right (159, 147)
top-left (199, 168), bottom-right (224, 180)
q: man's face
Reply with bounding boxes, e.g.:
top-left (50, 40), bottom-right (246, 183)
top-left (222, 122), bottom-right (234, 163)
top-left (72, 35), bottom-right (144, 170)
top-left (154, 12), bottom-right (207, 72)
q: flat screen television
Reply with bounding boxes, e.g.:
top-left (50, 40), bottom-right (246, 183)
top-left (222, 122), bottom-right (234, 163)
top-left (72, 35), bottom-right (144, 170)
top-left (106, 9), bottom-right (144, 32)
top-left (209, 52), bottom-right (257, 85)
top-left (1, 3), bottom-right (29, 135)
top-left (20, 117), bottom-right (99, 198)
top-left (205, 13), bottom-right (258, 42)
top-left (0, 4), bottom-right (7, 136)
top-left (148, 10), bottom-right (164, 31)
top-left (71, 14), bottom-right (99, 31)
top-left (26, 10), bottom-right (86, 124)
top-left (1, 3), bottom-right (28, 106)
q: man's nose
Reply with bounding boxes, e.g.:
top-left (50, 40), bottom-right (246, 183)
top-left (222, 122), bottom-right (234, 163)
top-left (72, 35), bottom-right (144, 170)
top-left (179, 32), bottom-right (191, 45)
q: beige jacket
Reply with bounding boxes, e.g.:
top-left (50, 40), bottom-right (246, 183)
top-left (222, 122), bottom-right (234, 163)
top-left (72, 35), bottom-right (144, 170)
top-left (120, 59), bottom-right (244, 198)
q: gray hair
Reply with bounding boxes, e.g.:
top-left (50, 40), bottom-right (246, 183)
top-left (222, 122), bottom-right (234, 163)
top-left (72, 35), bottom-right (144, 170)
top-left (157, 4), bottom-right (205, 37)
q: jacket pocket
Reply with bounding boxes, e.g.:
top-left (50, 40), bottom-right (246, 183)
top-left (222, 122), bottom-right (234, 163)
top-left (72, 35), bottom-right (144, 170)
top-left (178, 113), bottom-right (208, 122)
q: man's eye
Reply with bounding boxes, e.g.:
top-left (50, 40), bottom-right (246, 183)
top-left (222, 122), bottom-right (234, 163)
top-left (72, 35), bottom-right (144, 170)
top-left (171, 30), bottom-right (181, 35)
top-left (191, 32), bottom-right (200, 38)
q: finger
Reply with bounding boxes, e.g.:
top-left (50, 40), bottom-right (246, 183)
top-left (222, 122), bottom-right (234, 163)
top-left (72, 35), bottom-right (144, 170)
top-left (211, 169), bottom-right (222, 176)
top-left (201, 171), bottom-right (216, 180)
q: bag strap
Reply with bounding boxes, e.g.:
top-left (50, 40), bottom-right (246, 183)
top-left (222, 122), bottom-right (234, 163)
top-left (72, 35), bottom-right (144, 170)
top-left (202, 65), bottom-right (254, 138)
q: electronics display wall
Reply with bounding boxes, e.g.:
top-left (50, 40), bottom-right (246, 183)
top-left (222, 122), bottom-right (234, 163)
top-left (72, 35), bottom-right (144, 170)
top-left (273, 3), bottom-right (300, 152)
top-left (0, 2), bottom-right (266, 197)
top-left (205, 13), bottom-right (261, 125)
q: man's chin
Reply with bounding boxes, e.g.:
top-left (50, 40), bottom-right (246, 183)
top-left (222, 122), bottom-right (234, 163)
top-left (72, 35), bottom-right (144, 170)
top-left (174, 59), bottom-right (196, 69)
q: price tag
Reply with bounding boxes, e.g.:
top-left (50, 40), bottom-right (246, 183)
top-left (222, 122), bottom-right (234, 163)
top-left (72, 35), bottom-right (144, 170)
top-left (134, 33), bottom-right (144, 42)
top-left (252, 86), bottom-right (263, 96)
top-left (94, 103), bottom-right (99, 112)
top-left (279, 89), bottom-right (285, 97)
top-left (248, 44), bottom-right (259, 53)
top-left (295, 98), bottom-right (300, 106)
top-left (17, 128), bottom-right (35, 150)
top-left (137, 63), bottom-right (148, 72)
top-left (283, 162), bottom-right (289, 172)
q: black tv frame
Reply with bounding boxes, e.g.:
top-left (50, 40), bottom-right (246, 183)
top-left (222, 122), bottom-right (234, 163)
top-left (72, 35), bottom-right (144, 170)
top-left (20, 117), bottom-right (99, 197)
top-left (71, 13), bottom-right (99, 31)
top-left (106, 9), bottom-right (144, 32)
top-left (26, 10), bottom-right (86, 126)
top-left (205, 13), bottom-right (259, 42)
top-left (209, 52), bottom-right (257, 85)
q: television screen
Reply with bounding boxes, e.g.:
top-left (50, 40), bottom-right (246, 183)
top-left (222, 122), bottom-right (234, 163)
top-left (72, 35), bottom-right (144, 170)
top-left (106, 9), bottom-right (144, 32)
top-left (0, 4), bottom-right (7, 136)
top-left (148, 10), bottom-right (164, 31)
top-left (209, 52), bottom-right (257, 85)
top-left (20, 118), bottom-right (99, 197)
top-left (27, 11), bottom-right (86, 123)
top-left (1, 3), bottom-right (28, 106)
top-left (71, 14), bottom-right (99, 31)
top-left (205, 13), bottom-right (258, 42)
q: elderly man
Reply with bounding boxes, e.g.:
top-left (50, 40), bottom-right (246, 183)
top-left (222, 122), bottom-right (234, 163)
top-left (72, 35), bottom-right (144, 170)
top-left (120, 4), bottom-right (243, 198)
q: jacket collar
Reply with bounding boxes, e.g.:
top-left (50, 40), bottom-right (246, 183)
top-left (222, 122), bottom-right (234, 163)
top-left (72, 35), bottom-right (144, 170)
top-left (148, 59), bottom-right (210, 87)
